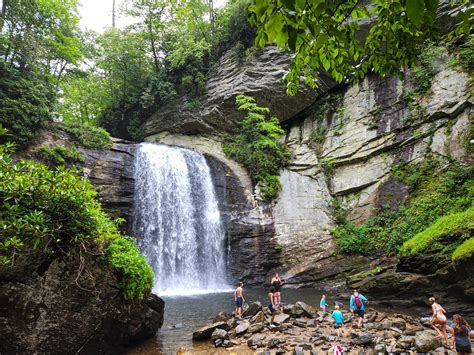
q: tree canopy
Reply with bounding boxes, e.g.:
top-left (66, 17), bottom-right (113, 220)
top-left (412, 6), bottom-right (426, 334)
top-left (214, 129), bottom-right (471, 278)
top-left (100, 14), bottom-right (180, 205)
top-left (248, 0), bottom-right (473, 94)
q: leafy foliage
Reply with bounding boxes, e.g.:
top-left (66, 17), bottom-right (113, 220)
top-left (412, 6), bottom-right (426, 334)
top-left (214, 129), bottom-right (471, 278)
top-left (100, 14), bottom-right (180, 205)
top-left (223, 95), bottom-right (290, 200)
top-left (248, 0), bottom-right (473, 94)
top-left (59, 122), bottom-right (113, 149)
top-left (333, 158), bottom-right (474, 254)
top-left (0, 59), bottom-right (55, 148)
top-left (0, 134), bottom-right (153, 300)
top-left (37, 144), bottom-right (85, 165)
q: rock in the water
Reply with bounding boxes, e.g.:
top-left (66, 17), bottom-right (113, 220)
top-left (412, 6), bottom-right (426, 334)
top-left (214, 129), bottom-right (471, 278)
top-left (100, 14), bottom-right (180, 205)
top-left (192, 322), bottom-right (229, 340)
top-left (415, 331), bottom-right (442, 352)
top-left (295, 301), bottom-right (317, 318)
top-left (213, 311), bottom-right (232, 323)
top-left (235, 320), bottom-right (250, 336)
top-left (249, 322), bottom-right (265, 334)
top-left (211, 328), bottom-right (228, 341)
top-left (242, 301), bottom-right (263, 317)
top-left (247, 334), bottom-right (265, 347)
top-left (273, 313), bottom-right (291, 325)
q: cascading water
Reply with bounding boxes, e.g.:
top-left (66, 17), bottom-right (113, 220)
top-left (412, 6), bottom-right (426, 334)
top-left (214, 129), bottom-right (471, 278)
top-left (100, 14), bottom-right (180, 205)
top-left (133, 143), bottom-right (230, 296)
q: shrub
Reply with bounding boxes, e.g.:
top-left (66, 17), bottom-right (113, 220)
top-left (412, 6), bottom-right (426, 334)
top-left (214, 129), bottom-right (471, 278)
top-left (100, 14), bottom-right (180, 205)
top-left (37, 144), bottom-right (85, 165)
top-left (223, 95), bottom-right (290, 200)
top-left (0, 133), bottom-right (153, 300)
top-left (410, 43), bottom-right (446, 95)
top-left (59, 122), bottom-right (113, 149)
top-left (333, 159), bottom-right (474, 254)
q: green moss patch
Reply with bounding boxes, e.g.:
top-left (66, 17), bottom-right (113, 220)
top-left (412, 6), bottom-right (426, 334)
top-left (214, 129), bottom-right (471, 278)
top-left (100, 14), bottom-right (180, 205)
top-left (400, 206), bottom-right (474, 258)
top-left (452, 238), bottom-right (474, 261)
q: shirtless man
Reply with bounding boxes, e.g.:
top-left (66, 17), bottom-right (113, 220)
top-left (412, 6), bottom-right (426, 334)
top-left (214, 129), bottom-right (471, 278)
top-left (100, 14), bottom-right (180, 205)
top-left (234, 282), bottom-right (245, 318)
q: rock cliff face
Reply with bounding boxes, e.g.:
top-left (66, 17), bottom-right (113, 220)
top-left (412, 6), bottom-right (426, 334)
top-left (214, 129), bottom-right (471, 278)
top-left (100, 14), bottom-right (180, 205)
top-left (144, 43), bottom-right (473, 315)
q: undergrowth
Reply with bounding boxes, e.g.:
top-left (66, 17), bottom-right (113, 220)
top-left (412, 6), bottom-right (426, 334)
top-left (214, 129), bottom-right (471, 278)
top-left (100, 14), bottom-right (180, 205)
top-left (332, 157), bottom-right (474, 256)
top-left (37, 144), bottom-right (85, 165)
top-left (59, 122), bottom-right (113, 149)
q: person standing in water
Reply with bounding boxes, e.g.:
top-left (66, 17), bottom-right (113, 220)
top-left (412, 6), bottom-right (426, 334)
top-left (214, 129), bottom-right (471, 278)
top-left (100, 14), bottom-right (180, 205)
top-left (429, 297), bottom-right (449, 346)
top-left (268, 286), bottom-right (278, 324)
top-left (271, 273), bottom-right (285, 305)
top-left (350, 289), bottom-right (368, 329)
top-left (234, 281), bottom-right (245, 318)
top-left (331, 304), bottom-right (344, 338)
top-left (320, 294), bottom-right (327, 312)
top-left (449, 314), bottom-right (472, 354)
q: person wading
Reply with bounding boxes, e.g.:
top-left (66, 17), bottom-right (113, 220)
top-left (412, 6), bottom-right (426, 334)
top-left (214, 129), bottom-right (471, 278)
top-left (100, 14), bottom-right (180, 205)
top-left (350, 289), bottom-right (368, 329)
top-left (429, 297), bottom-right (449, 346)
top-left (271, 273), bottom-right (285, 306)
top-left (449, 314), bottom-right (472, 354)
top-left (234, 282), bottom-right (245, 319)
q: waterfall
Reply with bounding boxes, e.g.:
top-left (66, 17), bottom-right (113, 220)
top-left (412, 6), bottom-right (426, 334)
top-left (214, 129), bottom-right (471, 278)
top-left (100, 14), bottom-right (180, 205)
top-left (133, 143), bottom-right (229, 296)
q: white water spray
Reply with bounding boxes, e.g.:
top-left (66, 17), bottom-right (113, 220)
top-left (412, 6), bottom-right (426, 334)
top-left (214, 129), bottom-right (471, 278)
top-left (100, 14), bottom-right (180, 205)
top-left (133, 143), bottom-right (230, 296)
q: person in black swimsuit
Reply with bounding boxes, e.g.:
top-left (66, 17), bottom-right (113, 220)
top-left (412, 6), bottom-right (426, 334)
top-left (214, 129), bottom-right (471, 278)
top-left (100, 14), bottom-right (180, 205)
top-left (271, 273), bottom-right (285, 305)
top-left (449, 314), bottom-right (472, 354)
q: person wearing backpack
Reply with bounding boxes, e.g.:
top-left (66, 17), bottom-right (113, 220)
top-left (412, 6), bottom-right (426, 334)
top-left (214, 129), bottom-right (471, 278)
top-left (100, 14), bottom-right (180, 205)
top-left (350, 289), bottom-right (369, 328)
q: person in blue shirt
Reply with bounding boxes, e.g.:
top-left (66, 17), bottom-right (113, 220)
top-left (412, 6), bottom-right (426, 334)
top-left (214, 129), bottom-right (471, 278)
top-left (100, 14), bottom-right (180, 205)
top-left (350, 289), bottom-right (369, 328)
top-left (320, 294), bottom-right (327, 312)
top-left (331, 304), bottom-right (344, 337)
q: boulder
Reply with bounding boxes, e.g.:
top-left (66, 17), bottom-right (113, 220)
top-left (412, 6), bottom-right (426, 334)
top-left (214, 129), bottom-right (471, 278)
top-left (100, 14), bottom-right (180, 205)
top-left (396, 335), bottom-right (414, 350)
top-left (415, 331), bottom-right (442, 352)
top-left (295, 301), bottom-right (317, 318)
top-left (242, 301), bottom-right (263, 317)
top-left (293, 346), bottom-right (304, 355)
top-left (351, 333), bottom-right (376, 346)
top-left (235, 320), bottom-right (250, 336)
top-left (268, 338), bottom-right (281, 349)
top-left (290, 304), bottom-right (305, 318)
top-left (248, 322), bottom-right (265, 334)
top-left (247, 334), bottom-right (265, 347)
top-left (213, 311), bottom-right (232, 323)
top-left (273, 313), bottom-right (291, 325)
top-left (192, 321), bottom-right (229, 341)
top-left (251, 311), bottom-right (265, 324)
top-left (0, 252), bottom-right (164, 354)
top-left (211, 328), bottom-right (228, 341)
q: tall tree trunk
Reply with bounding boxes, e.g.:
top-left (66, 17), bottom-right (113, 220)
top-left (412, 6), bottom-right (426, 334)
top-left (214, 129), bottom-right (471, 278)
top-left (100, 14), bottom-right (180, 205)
top-left (1, 0), bottom-right (8, 32)
top-left (208, 0), bottom-right (214, 33)
top-left (112, 0), bottom-right (116, 28)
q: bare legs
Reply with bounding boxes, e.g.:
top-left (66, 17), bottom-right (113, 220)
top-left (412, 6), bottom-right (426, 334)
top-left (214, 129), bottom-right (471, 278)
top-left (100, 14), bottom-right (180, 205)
top-left (431, 318), bottom-right (448, 345)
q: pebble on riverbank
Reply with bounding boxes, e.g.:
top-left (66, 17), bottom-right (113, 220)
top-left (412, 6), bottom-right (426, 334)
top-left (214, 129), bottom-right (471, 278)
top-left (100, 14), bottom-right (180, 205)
top-left (191, 301), bottom-right (458, 354)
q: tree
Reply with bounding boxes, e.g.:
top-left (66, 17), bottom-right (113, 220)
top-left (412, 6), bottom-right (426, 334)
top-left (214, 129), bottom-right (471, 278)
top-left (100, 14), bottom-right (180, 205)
top-left (248, 0), bottom-right (473, 95)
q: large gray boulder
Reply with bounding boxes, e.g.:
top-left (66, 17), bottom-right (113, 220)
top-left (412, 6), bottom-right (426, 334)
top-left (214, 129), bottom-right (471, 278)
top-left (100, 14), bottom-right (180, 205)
top-left (192, 321), bottom-right (230, 341)
top-left (415, 331), bottom-right (443, 352)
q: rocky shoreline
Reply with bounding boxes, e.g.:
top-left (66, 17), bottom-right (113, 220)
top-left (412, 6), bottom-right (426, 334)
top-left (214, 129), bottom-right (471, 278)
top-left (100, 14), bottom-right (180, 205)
top-left (191, 301), bottom-right (461, 354)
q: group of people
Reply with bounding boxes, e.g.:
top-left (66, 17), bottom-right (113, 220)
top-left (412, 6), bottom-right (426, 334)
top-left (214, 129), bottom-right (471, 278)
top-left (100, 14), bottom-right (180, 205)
top-left (234, 275), bottom-right (472, 354)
